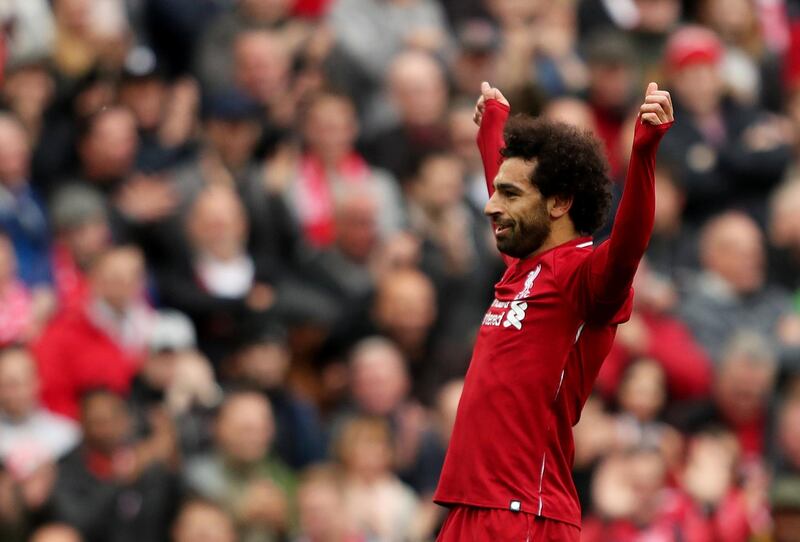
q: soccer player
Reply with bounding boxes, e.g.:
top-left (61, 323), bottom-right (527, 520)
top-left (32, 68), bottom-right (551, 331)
top-left (433, 82), bottom-right (673, 540)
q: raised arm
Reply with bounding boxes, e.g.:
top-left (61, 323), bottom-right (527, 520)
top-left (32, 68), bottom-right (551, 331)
top-left (474, 82), bottom-right (510, 197)
top-left (587, 83), bottom-right (673, 305)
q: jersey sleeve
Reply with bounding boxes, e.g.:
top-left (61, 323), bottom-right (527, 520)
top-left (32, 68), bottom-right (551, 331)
top-left (477, 99), bottom-right (510, 197)
top-left (555, 118), bottom-right (673, 323)
top-left (478, 99), bottom-right (516, 266)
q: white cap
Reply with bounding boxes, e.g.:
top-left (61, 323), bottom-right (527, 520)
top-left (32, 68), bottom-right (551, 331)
top-left (149, 310), bottom-right (196, 353)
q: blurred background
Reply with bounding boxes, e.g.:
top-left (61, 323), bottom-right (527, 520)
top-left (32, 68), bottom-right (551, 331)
top-left (1, 0), bottom-right (800, 541)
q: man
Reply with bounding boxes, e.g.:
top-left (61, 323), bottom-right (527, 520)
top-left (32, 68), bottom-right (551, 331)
top-left (184, 390), bottom-right (295, 542)
top-left (50, 389), bottom-right (177, 542)
top-left (33, 246), bottom-right (153, 419)
top-left (433, 81), bottom-right (673, 540)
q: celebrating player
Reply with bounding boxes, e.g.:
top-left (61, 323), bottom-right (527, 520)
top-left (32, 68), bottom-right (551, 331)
top-left (433, 82), bottom-right (673, 540)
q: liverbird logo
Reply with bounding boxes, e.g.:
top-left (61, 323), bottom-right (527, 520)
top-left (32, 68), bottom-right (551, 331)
top-left (503, 265), bottom-right (541, 330)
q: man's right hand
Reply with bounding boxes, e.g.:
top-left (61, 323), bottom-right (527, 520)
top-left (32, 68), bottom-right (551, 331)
top-left (474, 82), bottom-right (509, 127)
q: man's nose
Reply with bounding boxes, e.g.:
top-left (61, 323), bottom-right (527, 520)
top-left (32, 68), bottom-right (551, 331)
top-left (484, 193), bottom-right (501, 218)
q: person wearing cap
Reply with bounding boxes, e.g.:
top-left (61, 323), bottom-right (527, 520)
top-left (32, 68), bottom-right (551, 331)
top-left (119, 46), bottom-right (197, 173)
top-left (658, 25), bottom-right (792, 229)
top-left (128, 310), bottom-right (221, 458)
top-left (48, 184), bottom-right (112, 313)
top-left (165, 86), bottom-right (298, 269)
top-left (582, 30), bottom-right (639, 179)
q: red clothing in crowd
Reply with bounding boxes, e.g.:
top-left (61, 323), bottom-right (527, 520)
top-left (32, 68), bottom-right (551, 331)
top-left (433, 100), bottom-right (671, 528)
top-left (598, 310), bottom-right (713, 401)
top-left (582, 489), bottom-right (752, 542)
top-left (32, 309), bottom-right (142, 419)
top-left (51, 243), bottom-right (91, 313)
top-left (0, 280), bottom-right (32, 346)
top-left (292, 0), bottom-right (331, 18)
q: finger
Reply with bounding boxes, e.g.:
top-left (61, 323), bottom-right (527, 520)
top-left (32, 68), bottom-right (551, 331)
top-left (641, 112), bottom-right (660, 125)
top-left (481, 81), bottom-right (492, 99)
top-left (645, 94), bottom-right (673, 121)
top-left (646, 81), bottom-right (658, 96)
top-left (640, 103), bottom-right (668, 124)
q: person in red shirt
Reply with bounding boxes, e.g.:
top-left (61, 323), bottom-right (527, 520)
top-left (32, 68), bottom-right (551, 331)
top-left (433, 82), bottom-right (673, 540)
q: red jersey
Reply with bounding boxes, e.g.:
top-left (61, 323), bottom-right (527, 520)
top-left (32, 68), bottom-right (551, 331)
top-left (433, 100), bottom-right (671, 527)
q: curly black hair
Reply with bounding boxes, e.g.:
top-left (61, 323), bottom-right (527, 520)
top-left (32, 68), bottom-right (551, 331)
top-left (501, 115), bottom-right (612, 236)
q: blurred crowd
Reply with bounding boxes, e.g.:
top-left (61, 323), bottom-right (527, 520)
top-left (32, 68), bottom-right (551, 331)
top-left (1, 0), bottom-right (800, 541)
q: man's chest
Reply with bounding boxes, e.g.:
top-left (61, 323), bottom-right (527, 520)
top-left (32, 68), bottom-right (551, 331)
top-left (480, 263), bottom-right (578, 337)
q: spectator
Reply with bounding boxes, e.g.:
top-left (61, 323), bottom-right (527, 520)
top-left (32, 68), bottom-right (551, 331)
top-left (770, 476), bottom-right (800, 542)
top-left (341, 337), bottom-right (443, 496)
top-left (29, 524), bottom-right (83, 542)
top-left (232, 29), bottom-right (294, 133)
top-left (489, 0), bottom-right (587, 101)
top-left (611, 358), bottom-right (683, 460)
top-left (0, 347), bottom-right (79, 472)
top-left (406, 151), bottom-right (499, 350)
top-left (680, 211), bottom-right (800, 364)
top-left (696, 0), bottom-right (783, 110)
top-left (228, 324), bottom-right (325, 469)
top-left (118, 47), bottom-right (198, 172)
top-left (296, 185), bottom-right (381, 311)
top-left (48, 185), bottom-right (112, 312)
top-left (775, 397), bottom-right (800, 475)
top-left (582, 448), bottom-right (681, 542)
top-left (156, 185), bottom-right (278, 364)
top-left (669, 331), bottom-right (778, 459)
top-left (324, 268), bottom-right (439, 401)
top-left (69, 106), bottom-right (179, 232)
top-left (195, 0), bottom-right (312, 94)
top-left (33, 245), bottom-right (153, 419)
top-left (449, 20), bottom-right (500, 100)
top-left (168, 87), bottom-right (298, 267)
top-left (184, 390), bottom-right (295, 542)
top-left (767, 177), bottom-right (800, 293)
top-left (659, 25), bottom-right (792, 227)
top-left (128, 310), bottom-right (221, 458)
top-left (327, 0), bottom-right (451, 129)
top-left (599, 260), bottom-right (712, 401)
top-left (581, 30), bottom-right (639, 178)
top-left (1, 60), bottom-right (56, 146)
top-left (0, 348), bottom-right (74, 541)
top-left (0, 112), bottom-right (51, 287)
top-left (644, 160), bottom-right (700, 282)
top-left (280, 90), bottom-right (403, 249)
top-left (0, 233), bottom-right (37, 345)
top-left (333, 416), bottom-right (419, 542)
top-left (171, 498), bottom-right (236, 542)
top-left (293, 464), bottom-right (367, 542)
top-left (362, 51), bottom-right (450, 181)
top-left (49, 388), bottom-right (177, 542)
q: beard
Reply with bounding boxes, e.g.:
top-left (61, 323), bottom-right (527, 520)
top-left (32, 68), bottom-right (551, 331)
top-left (495, 199), bottom-right (551, 259)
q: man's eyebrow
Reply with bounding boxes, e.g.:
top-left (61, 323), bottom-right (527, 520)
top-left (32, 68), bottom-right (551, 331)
top-left (493, 181), bottom-right (523, 193)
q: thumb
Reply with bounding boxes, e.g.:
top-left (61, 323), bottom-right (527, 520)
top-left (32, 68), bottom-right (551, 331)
top-left (481, 81), bottom-right (493, 99)
top-left (646, 81), bottom-right (658, 96)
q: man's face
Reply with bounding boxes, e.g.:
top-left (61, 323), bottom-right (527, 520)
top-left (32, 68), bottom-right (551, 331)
top-left (81, 393), bottom-right (130, 453)
top-left (0, 351), bottom-right (39, 420)
top-left (0, 118), bottom-right (31, 188)
top-left (215, 395), bottom-right (273, 465)
top-left (80, 109), bottom-right (138, 181)
top-left (672, 62), bottom-right (723, 117)
top-left (484, 157), bottom-right (551, 258)
top-left (90, 248), bottom-right (145, 313)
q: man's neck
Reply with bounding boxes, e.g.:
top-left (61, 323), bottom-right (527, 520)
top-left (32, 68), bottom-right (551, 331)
top-left (527, 222), bottom-right (581, 259)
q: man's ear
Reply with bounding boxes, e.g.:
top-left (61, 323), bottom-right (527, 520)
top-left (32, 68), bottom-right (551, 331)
top-left (548, 194), bottom-right (573, 219)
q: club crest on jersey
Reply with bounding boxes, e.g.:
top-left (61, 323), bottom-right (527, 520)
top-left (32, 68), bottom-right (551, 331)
top-left (483, 265), bottom-right (542, 330)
